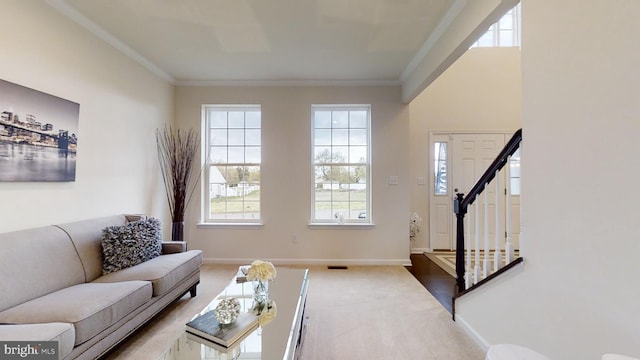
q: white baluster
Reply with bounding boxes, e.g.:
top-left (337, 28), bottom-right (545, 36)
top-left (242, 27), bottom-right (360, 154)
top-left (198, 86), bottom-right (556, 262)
top-left (473, 199), bottom-right (481, 284)
top-left (494, 169), bottom-right (502, 272)
top-left (505, 155), bottom-right (515, 263)
top-left (464, 213), bottom-right (472, 288)
top-left (483, 189), bottom-right (490, 278)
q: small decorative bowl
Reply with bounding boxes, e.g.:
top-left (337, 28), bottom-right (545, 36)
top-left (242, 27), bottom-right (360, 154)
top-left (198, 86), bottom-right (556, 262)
top-left (214, 298), bottom-right (241, 325)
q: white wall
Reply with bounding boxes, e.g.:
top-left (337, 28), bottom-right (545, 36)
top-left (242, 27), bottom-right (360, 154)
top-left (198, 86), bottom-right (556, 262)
top-left (0, 1), bottom-right (173, 233)
top-left (176, 86), bottom-right (410, 265)
top-left (456, 1), bottom-right (640, 358)
top-left (401, 0), bottom-right (520, 102)
top-left (409, 47), bottom-right (521, 252)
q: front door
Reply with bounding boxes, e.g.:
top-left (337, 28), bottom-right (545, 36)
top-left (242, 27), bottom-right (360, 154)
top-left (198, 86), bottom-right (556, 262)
top-left (429, 133), bottom-right (508, 250)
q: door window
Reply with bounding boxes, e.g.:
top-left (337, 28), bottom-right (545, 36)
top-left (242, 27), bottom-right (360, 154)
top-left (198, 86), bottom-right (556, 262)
top-left (434, 142), bottom-right (447, 195)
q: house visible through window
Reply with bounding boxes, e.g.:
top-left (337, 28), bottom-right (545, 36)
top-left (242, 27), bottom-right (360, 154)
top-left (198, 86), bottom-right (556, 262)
top-left (203, 105), bottom-right (261, 222)
top-left (312, 105), bottom-right (371, 223)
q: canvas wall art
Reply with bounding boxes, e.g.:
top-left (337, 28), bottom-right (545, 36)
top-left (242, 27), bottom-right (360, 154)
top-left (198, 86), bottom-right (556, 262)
top-left (0, 79), bottom-right (79, 182)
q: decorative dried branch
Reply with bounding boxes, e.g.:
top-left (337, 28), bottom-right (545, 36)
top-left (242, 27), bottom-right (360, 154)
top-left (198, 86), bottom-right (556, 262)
top-left (156, 126), bottom-right (200, 223)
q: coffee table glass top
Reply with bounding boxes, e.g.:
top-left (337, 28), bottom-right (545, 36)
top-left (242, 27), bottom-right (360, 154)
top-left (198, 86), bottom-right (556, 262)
top-left (161, 267), bottom-right (309, 360)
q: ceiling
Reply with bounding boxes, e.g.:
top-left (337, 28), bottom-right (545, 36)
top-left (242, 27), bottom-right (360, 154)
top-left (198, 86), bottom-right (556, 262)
top-left (46, 0), bottom-right (515, 100)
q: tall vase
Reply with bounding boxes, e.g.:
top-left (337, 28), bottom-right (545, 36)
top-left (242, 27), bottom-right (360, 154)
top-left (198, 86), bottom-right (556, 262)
top-left (252, 279), bottom-right (270, 315)
top-left (171, 221), bottom-right (184, 241)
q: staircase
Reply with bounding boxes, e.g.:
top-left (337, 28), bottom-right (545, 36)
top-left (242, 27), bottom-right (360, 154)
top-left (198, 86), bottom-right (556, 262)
top-left (453, 129), bottom-right (523, 296)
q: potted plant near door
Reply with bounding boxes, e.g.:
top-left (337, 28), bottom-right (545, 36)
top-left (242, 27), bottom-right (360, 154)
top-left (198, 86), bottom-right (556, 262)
top-left (156, 126), bottom-right (200, 241)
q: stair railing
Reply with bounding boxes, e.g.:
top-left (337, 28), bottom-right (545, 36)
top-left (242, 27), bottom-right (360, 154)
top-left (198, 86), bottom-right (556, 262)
top-left (454, 129), bottom-right (522, 293)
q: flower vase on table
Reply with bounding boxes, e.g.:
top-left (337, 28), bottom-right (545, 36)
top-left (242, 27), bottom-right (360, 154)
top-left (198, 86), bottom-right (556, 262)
top-left (246, 260), bottom-right (277, 316)
top-left (252, 279), bottom-right (270, 315)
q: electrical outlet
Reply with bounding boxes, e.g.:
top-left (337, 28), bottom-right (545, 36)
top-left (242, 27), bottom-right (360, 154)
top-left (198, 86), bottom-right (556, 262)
top-left (389, 176), bottom-right (398, 185)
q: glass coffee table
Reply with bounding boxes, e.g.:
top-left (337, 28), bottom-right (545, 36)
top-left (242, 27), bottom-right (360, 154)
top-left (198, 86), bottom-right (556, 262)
top-left (161, 268), bottom-right (309, 360)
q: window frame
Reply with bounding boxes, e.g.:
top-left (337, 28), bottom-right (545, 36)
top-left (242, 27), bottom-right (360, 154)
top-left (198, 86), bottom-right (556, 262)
top-left (471, 3), bottom-right (521, 48)
top-left (201, 104), bottom-right (262, 224)
top-left (310, 104), bottom-right (372, 225)
top-left (509, 148), bottom-right (521, 196)
top-left (433, 141), bottom-right (448, 196)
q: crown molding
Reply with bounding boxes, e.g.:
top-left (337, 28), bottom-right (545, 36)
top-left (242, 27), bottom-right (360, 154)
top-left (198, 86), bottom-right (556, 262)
top-left (175, 79), bottom-right (401, 87)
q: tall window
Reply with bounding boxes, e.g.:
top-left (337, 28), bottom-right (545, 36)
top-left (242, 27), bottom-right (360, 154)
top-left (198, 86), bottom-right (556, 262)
top-left (434, 142), bottom-right (448, 195)
top-left (471, 4), bottom-right (521, 48)
top-left (203, 105), bottom-right (261, 222)
top-left (509, 148), bottom-right (521, 195)
top-left (312, 105), bottom-right (371, 223)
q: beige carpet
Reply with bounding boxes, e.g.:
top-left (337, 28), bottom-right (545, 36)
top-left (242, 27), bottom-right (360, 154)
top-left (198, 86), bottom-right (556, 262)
top-left (104, 264), bottom-right (484, 360)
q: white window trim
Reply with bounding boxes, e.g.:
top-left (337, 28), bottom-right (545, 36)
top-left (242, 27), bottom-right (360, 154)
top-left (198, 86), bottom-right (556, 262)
top-left (201, 104), bottom-right (262, 224)
top-left (471, 3), bottom-right (521, 48)
top-left (309, 104), bottom-right (372, 226)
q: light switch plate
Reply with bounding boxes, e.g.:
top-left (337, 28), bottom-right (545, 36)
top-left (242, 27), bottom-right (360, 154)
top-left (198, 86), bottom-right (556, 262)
top-left (389, 176), bottom-right (398, 185)
top-left (417, 176), bottom-right (426, 185)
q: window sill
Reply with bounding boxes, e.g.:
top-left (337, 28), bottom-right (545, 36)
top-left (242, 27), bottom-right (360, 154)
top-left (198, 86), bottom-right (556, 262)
top-left (307, 223), bottom-right (375, 229)
top-left (197, 222), bottom-right (263, 230)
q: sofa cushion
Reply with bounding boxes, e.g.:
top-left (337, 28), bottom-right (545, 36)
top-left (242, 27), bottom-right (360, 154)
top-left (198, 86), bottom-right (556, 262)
top-left (56, 215), bottom-right (129, 282)
top-left (0, 323), bottom-right (75, 359)
top-left (101, 218), bottom-right (162, 275)
top-left (93, 250), bottom-right (203, 296)
top-left (0, 281), bottom-right (152, 346)
top-left (0, 226), bottom-right (85, 313)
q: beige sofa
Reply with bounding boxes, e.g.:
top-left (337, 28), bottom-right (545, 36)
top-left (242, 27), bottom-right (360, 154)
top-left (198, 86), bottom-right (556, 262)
top-left (0, 215), bottom-right (203, 360)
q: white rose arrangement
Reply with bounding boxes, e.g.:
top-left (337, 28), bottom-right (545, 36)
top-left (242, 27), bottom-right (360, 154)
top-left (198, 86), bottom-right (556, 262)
top-left (258, 300), bottom-right (277, 327)
top-left (246, 260), bottom-right (277, 281)
top-left (409, 212), bottom-right (422, 242)
top-left (247, 260), bottom-right (278, 326)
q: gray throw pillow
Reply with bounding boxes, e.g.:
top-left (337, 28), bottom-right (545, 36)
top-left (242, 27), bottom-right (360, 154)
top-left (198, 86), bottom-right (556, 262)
top-left (101, 217), bottom-right (162, 275)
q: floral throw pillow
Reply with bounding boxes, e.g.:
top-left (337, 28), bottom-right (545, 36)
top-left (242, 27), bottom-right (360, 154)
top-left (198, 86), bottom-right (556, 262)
top-left (101, 217), bottom-right (162, 275)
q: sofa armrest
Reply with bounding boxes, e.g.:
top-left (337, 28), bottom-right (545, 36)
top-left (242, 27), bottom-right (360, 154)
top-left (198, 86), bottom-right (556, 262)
top-left (162, 241), bottom-right (187, 254)
top-left (125, 214), bottom-right (147, 222)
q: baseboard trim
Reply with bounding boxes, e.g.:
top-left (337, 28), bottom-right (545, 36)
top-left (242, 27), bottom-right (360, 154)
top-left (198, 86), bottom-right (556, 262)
top-left (203, 258), bottom-right (411, 266)
top-left (411, 247), bottom-right (428, 254)
top-left (454, 314), bottom-right (490, 352)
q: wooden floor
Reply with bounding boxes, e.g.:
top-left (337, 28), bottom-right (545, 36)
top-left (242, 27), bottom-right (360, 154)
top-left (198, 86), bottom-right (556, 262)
top-left (405, 253), bottom-right (456, 314)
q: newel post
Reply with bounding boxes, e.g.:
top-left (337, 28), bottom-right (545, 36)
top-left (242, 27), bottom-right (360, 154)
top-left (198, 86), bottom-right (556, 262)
top-left (454, 193), bottom-right (467, 293)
